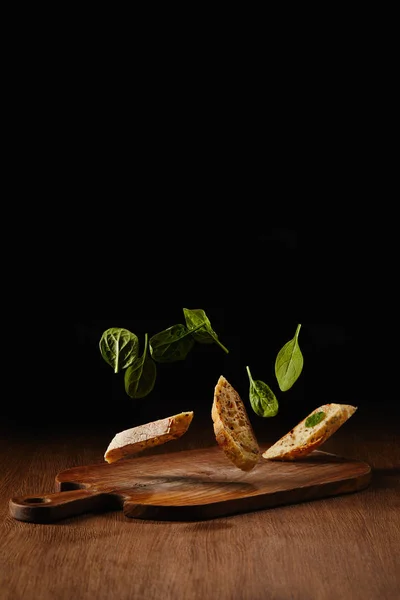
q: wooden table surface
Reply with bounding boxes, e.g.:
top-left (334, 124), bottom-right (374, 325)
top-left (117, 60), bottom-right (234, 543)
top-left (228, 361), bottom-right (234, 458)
top-left (1, 414), bottom-right (399, 600)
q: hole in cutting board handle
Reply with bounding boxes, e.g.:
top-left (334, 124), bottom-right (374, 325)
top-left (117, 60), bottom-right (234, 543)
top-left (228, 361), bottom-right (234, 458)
top-left (9, 488), bottom-right (117, 523)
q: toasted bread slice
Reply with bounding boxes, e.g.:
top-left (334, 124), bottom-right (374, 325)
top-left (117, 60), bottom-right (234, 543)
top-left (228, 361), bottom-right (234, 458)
top-left (212, 375), bottom-right (260, 471)
top-left (262, 403), bottom-right (357, 461)
top-left (104, 411), bottom-right (194, 463)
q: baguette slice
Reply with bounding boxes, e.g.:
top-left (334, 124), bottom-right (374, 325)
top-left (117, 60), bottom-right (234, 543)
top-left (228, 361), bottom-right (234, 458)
top-left (212, 375), bottom-right (260, 472)
top-left (262, 403), bottom-right (357, 461)
top-left (104, 411), bottom-right (194, 463)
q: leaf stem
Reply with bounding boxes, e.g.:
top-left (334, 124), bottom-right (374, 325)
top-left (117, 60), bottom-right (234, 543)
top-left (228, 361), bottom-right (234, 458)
top-left (213, 336), bottom-right (229, 354)
top-left (143, 332), bottom-right (148, 356)
top-left (246, 365), bottom-right (252, 382)
top-left (295, 323), bottom-right (302, 340)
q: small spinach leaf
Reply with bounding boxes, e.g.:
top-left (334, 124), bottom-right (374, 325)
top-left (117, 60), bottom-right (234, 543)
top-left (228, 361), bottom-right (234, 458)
top-left (149, 324), bottom-right (195, 363)
top-left (124, 333), bottom-right (157, 399)
top-left (99, 328), bottom-right (139, 373)
top-left (305, 411), bottom-right (326, 427)
top-left (183, 308), bottom-right (229, 354)
top-left (246, 366), bottom-right (279, 418)
top-left (275, 324), bottom-right (303, 391)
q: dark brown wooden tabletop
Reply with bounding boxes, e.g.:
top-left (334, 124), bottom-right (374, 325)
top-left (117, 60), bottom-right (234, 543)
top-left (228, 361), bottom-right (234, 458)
top-left (1, 413), bottom-right (399, 600)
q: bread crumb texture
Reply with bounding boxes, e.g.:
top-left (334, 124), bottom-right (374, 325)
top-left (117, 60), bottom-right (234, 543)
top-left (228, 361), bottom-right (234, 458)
top-left (104, 411), bottom-right (194, 463)
top-left (212, 375), bottom-right (260, 471)
top-left (262, 403), bottom-right (357, 461)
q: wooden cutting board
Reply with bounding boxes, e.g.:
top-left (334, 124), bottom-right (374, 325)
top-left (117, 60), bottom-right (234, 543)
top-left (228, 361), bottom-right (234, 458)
top-left (9, 444), bottom-right (371, 523)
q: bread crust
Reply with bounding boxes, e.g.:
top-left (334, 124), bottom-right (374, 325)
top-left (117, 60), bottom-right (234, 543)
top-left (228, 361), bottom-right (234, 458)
top-left (212, 375), bottom-right (260, 471)
top-left (262, 403), bottom-right (357, 461)
top-left (104, 411), bottom-right (194, 463)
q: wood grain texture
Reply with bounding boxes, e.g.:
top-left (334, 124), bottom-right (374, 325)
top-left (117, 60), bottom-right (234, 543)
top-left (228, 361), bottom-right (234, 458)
top-left (9, 446), bottom-right (371, 523)
top-left (1, 418), bottom-right (399, 600)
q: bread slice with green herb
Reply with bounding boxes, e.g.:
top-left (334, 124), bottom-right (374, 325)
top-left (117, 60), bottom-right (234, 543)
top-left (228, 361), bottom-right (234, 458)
top-left (262, 403), bottom-right (357, 461)
top-left (104, 411), bottom-right (194, 463)
top-left (212, 375), bottom-right (260, 471)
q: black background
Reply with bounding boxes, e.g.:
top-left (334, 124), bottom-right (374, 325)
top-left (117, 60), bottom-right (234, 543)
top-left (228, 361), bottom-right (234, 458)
top-left (69, 319), bottom-right (365, 427)
top-left (3, 227), bottom-right (395, 432)
top-left (2, 317), bottom-right (375, 428)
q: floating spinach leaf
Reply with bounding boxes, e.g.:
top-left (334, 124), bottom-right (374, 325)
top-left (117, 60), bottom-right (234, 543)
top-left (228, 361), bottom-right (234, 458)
top-left (246, 366), bottom-right (279, 418)
top-left (124, 333), bottom-right (157, 399)
top-left (99, 328), bottom-right (139, 373)
top-left (183, 308), bottom-right (229, 354)
top-left (275, 324), bottom-right (303, 391)
top-left (305, 411), bottom-right (326, 427)
top-left (149, 324), bottom-right (196, 362)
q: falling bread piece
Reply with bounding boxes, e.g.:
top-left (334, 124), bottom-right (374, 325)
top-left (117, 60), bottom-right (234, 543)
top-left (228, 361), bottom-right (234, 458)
top-left (212, 375), bottom-right (260, 472)
top-left (262, 403), bottom-right (357, 460)
top-left (104, 411), bottom-right (194, 463)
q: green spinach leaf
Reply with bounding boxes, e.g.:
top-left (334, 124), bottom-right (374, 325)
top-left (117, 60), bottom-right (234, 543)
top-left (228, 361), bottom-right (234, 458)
top-left (246, 366), bottom-right (279, 418)
top-left (124, 333), bottom-right (157, 398)
top-left (99, 327), bottom-right (139, 373)
top-left (305, 411), bottom-right (326, 427)
top-left (183, 308), bottom-right (229, 354)
top-left (149, 324), bottom-right (195, 362)
top-left (275, 324), bottom-right (303, 391)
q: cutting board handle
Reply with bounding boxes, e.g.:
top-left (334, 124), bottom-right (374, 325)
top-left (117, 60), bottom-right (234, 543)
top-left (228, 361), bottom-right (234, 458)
top-left (9, 488), bottom-right (121, 523)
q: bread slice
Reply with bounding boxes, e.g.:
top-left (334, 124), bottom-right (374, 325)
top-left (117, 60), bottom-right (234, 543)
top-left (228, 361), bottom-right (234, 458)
top-left (262, 403), bottom-right (357, 460)
top-left (212, 375), bottom-right (260, 472)
top-left (104, 411), bottom-right (194, 463)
